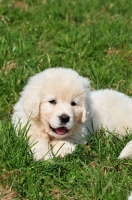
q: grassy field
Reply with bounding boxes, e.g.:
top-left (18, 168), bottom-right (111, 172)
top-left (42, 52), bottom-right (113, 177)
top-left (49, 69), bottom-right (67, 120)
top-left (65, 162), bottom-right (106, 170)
top-left (0, 0), bottom-right (132, 199)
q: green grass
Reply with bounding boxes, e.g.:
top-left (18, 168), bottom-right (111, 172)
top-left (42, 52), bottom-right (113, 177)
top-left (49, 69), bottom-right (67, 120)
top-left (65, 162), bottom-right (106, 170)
top-left (0, 0), bottom-right (132, 199)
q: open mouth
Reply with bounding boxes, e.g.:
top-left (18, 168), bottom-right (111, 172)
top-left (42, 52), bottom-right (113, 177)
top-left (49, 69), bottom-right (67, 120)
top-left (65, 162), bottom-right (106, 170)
top-left (50, 125), bottom-right (68, 135)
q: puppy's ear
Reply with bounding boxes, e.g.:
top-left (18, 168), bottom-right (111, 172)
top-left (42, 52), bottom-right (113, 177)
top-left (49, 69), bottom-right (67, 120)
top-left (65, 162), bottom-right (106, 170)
top-left (81, 105), bottom-right (87, 123)
top-left (23, 98), bottom-right (40, 119)
top-left (21, 82), bottom-right (41, 120)
top-left (79, 76), bottom-right (91, 123)
top-left (19, 72), bottom-right (44, 120)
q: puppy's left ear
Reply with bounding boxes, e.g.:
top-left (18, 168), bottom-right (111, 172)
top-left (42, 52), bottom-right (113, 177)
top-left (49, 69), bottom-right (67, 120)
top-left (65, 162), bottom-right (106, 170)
top-left (81, 105), bottom-right (87, 123)
top-left (79, 76), bottom-right (91, 123)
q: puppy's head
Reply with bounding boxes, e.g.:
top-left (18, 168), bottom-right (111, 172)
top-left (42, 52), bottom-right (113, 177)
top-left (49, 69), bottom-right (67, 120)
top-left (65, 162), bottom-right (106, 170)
top-left (22, 68), bottom-right (91, 139)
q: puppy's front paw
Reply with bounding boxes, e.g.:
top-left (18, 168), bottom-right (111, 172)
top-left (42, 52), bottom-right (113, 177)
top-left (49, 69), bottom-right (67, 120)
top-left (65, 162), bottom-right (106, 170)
top-left (118, 140), bottom-right (132, 159)
top-left (33, 149), bottom-right (53, 161)
top-left (30, 137), bottom-right (53, 161)
top-left (52, 141), bottom-right (76, 158)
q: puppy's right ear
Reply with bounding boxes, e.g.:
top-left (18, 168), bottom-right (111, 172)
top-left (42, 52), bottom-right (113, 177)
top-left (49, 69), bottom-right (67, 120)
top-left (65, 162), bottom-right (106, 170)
top-left (24, 100), bottom-right (40, 120)
top-left (23, 97), bottom-right (40, 120)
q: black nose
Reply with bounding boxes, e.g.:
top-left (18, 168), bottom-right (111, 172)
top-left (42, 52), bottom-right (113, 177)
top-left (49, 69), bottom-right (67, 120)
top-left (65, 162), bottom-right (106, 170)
top-left (59, 114), bottom-right (70, 124)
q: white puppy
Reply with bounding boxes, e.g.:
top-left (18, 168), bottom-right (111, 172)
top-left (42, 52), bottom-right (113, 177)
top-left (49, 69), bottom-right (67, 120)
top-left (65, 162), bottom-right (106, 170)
top-left (12, 67), bottom-right (132, 161)
top-left (12, 68), bottom-right (92, 160)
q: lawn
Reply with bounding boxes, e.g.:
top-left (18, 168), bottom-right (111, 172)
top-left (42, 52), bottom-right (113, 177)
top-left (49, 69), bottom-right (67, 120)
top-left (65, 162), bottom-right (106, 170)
top-left (0, 0), bottom-right (132, 199)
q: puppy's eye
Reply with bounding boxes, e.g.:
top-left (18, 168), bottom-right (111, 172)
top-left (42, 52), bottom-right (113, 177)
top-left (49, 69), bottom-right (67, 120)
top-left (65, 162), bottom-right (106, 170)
top-left (71, 101), bottom-right (77, 106)
top-left (49, 100), bottom-right (56, 105)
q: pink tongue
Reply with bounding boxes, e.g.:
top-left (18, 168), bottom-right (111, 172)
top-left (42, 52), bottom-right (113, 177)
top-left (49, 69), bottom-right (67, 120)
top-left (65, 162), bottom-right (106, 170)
top-left (55, 127), bottom-right (67, 135)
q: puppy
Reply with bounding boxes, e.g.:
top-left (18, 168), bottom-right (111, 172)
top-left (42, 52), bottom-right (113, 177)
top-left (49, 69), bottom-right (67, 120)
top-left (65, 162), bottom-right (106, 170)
top-left (12, 68), bottom-right (92, 161)
top-left (12, 67), bottom-right (132, 161)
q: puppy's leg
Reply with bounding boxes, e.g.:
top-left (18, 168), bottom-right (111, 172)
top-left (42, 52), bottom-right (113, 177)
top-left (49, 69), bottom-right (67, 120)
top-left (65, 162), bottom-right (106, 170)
top-left (118, 140), bottom-right (132, 159)
top-left (128, 192), bottom-right (132, 200)
top-left (29, 137), bottom-right (53, 161)
top-left (51, 139), bottom-right (76, 158)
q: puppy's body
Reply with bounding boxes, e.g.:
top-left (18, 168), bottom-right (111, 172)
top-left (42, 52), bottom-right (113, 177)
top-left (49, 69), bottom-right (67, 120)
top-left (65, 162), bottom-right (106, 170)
top-left (90, 90), bottom-right (132, 159)
top-left (91, 89), bottom-right (132, 137)
top-left (12, 68), bottom-right (132, 160)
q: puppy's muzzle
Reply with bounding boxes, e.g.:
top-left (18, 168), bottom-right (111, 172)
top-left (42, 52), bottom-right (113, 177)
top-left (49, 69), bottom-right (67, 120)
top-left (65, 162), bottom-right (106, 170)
top-left (59, 114), bottom-right (70, 124)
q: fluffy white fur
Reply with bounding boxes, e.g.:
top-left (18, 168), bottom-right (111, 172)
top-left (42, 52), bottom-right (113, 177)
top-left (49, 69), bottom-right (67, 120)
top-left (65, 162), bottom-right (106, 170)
top-left (128, 192), bottom-right (132, 200)
top-left (118, 140), bottom-right (132, 159)
top-left (12, 67), bottom-right (132, 161)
